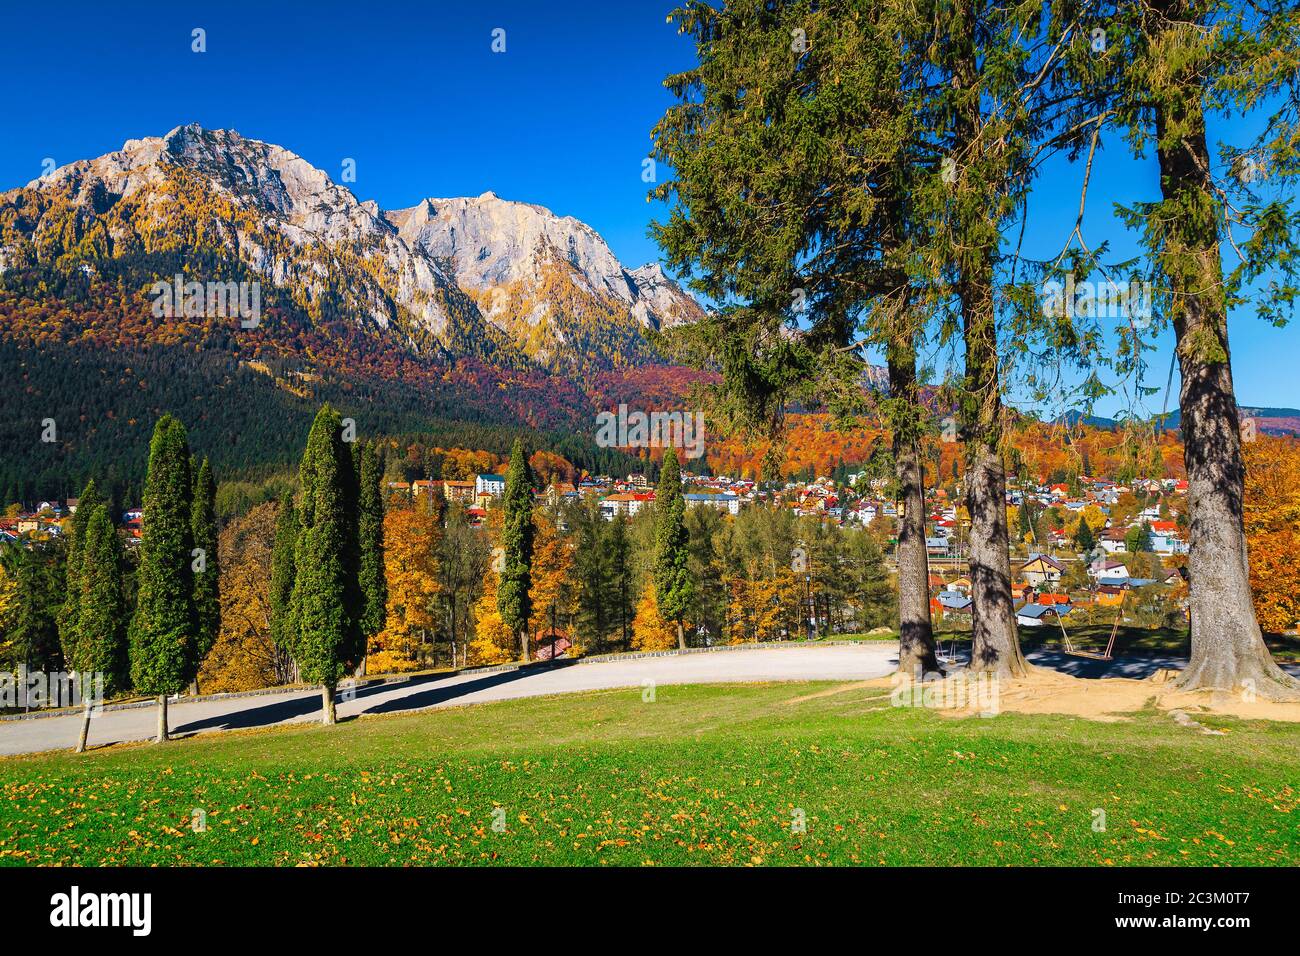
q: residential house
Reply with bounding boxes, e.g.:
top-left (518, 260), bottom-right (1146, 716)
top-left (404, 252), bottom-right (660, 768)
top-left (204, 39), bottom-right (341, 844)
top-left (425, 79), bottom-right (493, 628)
top-left (1098, 527), bottom-right (1129, 554)
top-left (411, 479), bottom-right (439, 501)
top-left (600, 492), bottom-right (652, 520)
top-left (1089, 559), bottom-right (1129, 582)
top-left (1016, 603), bottom-right (1070, 628)
top-left (1019, 554), bottom-right (1065, 588)
top-left (1148, 521), bottom-right (1188, 555)
top-left (926, 537), bottom-right (952, 557)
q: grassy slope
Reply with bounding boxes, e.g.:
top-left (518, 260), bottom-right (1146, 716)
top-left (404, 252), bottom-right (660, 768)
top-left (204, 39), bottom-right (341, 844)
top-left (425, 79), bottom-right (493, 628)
top-left (0, 682), bottom-right (1296, 866)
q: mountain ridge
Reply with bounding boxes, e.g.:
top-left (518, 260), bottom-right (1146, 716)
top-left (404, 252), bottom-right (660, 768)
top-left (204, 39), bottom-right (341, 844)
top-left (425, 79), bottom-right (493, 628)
top-left (0, 124), bottom-right (703, 374)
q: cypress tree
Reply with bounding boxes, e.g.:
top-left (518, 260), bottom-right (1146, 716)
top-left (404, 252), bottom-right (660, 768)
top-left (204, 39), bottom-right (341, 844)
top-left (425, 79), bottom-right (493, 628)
top-left (56, 478), bottom-right (103, 669)
top-left (291, 405), bottom-right (362, 724)
top-left (128, 414), bottom-right (195, 743)
top-left (269, 494), bottom-right (299, 676)
top-left (73, 505), bottom-right (127, 752)
top-left (190, 457), bottom-right (220, 682)
top-left (653, 448), bottom-right (694, 650)
top-left (607, 513), bottom-right (632, 649)
top-left (357, 441), bottom-right (387, 652)
top-left (574, 499), bottom-right (610, 651)
top-left (498, 438), bottom-right (535, 662)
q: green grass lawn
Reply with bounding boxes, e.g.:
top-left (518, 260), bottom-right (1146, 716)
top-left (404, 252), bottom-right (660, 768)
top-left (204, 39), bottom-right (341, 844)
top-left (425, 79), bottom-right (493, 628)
top-left (1, 682), bottom-right (1297, 866)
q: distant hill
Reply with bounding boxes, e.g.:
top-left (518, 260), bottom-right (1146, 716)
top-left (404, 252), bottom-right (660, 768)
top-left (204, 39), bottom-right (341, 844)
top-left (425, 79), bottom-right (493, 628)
top-left (1152, 406), bottom-right (1300, 436)
top-left (1056, 406), bottom-right (1300, 436)
top-left (1053, 410), bottom-right (1120, 430)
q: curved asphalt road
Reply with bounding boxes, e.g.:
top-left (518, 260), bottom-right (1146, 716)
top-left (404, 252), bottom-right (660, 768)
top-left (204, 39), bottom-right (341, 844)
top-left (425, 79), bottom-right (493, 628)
top-left (5, 643), bottom-right (1294, 757)
top-left (0, 644), bottom-right (899, 757)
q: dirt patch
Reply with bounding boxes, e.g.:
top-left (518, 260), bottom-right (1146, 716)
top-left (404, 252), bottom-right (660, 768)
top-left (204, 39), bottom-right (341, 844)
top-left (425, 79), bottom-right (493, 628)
top-left (821, 668), bottom-right (1300, 724)
top-left (784, 682), bottom-right (880, 705)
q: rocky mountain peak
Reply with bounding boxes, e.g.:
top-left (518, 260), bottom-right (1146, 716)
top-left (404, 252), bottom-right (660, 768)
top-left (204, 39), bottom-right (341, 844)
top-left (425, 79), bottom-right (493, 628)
top-left (2, 124), bottom-right (703, 372)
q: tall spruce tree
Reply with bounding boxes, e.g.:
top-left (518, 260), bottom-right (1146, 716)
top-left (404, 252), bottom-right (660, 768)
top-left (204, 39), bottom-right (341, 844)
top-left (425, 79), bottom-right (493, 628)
top-left (10, 544), bottom-right (62, 676)
top-left (652, 0), bottom-right (942, 674)
top-left (128, 414), bottom-right (196, 742)
top-left (574, 498), bottom-right (610, 651)
top-left (190, 457), bottom-right (219, 685)
top-left (606, 512), bottom-right (633, 649)
top-left (56, 478), bottom-right (103, 670)
top-left (73, 505), bottom-right (127, 752)
top-left (685, 504), bottom-right (727, 645)
top-left (906, 0), bottom-right (1049, 678)
top-left (357, 441), bottom-right (387, 659)
top-left (653, 449), bottom-right (693, 650)
top-left (1095, 0), bottom-right (1300, 697)
top-left (291, 405), bottom-right (363, 724)
top-left (1073, 517), bottom-right (1096, 555)
top-left (498, 438), bottom-right (536, 662)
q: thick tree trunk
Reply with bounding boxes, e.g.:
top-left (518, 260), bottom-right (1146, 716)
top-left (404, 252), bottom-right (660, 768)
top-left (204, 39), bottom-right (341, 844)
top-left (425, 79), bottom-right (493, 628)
top-left (888, 336), bottom-right (942, 677)
top-left (959, 256), bottom-right (1026, 678)
top-left (321, 685), bottom-right (336, 725)
top-left (1154, 87), bottom-right (1299, 698)
top-left (519, 629), bottom-right (529, 663)
top-left (965, 441), bottom-right (1027, 677)
top-left (75, 697), bottom-right (91, 754)
top-left (956, 219), bottom-right (1027, 675)
top-left (156, 694), bottom-right (169, 743)
top-left (676, 621), bottom-right (686, 651)
top-left (948, 13), bottom-right (1027, 680)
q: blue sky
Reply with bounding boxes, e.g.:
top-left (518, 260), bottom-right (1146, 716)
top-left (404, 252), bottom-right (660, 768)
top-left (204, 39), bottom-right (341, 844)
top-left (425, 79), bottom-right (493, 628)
top-left (1, 0), bottom-right (1296, 416)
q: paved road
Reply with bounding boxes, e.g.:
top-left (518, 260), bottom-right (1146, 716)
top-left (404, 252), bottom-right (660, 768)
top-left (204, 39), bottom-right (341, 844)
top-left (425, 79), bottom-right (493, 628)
top-left (0, 644), bottom-right (900, 757)
top-left (6, 643), bottom-right (1294, 757)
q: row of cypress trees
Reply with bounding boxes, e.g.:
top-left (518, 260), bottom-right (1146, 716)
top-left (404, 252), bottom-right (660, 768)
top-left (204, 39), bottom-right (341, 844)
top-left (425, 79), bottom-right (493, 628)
top-left (59, 413), bottom-right (220, 748)
top-left (62, 404), bottom-right (387, 748)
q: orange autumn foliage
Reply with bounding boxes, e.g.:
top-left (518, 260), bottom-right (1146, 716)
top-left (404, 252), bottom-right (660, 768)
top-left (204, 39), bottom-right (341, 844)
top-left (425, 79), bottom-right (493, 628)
top-left (1244, 435), bottom-right (1300, 632)
top-left (527, 511), bottom-right (576, 636)
top-left (197, 502), bottom-right (285, 692)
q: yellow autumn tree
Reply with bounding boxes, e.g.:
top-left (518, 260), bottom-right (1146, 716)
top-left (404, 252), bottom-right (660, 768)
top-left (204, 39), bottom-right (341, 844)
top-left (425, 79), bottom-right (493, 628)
top-left (469, 568), bottom-right (515, 664)
top-left (725, 562), bottom-right (801, 644)
top-left (528, 511), bottom-right (576, 641)
top-left (0, 558), bottom-right (17, 665)
top-left (371, 507), bottom-right (440, 673)
top-left (197, 502), bottom-right (284, 693)
top-left (1079, 504), bottom-right (1109, 533)
top-left (631, 579), bottom-right (679, 651)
